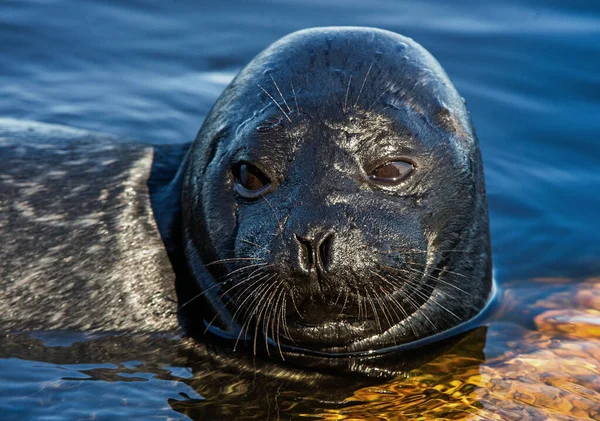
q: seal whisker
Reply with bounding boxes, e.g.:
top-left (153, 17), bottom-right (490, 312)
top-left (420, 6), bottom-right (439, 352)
top-left (178, 280), bottom-right (230, 310)
top-left (265, 279), bottom-right (285, 357)
top-left (423, 293), bottom-right (461, 321)
top-left (367, 85), bottom-right (392, 112)
top-left (262, 283), bottom-right (279, 357)
top-left (253, 278), bottom-right (280, 356)
top-left (280, 292), bottom-right (295, 345)
top-left (179, 263), bottom-right (266, 311)
top-left (229, 273), bottom-right (272, 311)
top-left (360, 289), bottom-right (369, 321)
top-left (380, 271), bottom-right (438, 332)
top-left (338, 286), bottom-right (350, 318)
top-left (382, 288), bottom-right (413, 333)
top-left (370, 275), bottom-right (404, 324)
top-left (384, 284), bottom-right (419, 337)
top-left (257, 83), bottom-right (292, 123)
top-left (400, 275), bottom-right (462, 321)
top-left (290, 82), bottom-right (300, 114)
top-left (234, 275), bottom-right (276, 351)
top-left (241, 238), bottom-right (271, 252)
top-left (270, 74), bottom-right (292, 114)
top-left (206, 257), bottom-right (263, 267)
top-left (395, 287), bottom-right (427, 337)
top-left (261, 193), bottom-right (284, 235)
top-left (180, 263), bottom-right (269, 312)
top-left (243, 277), bottom-right (275, 335)
top-left (381, 275), bottom-right (426, 337)
top-left (218, 262), bottom-right (269, 282)
top-left (373, 287), bottom-right (399, 335)
top-left (218, 267), bottom-right (273, 300)
top-left (203, 270), bottom-right (271, 333)
top-left (370, 270), bottom-right (409, 319)
top-left (332, 282), bottom-right (344, 307)
top-left (380, 264), bottom-right (471, 298)
top-left (270, 283), bottom-right (284, 341)
top-left (400, 265), bottom-right (472, 297)
top-left (350, 283), bottom-right (363, 320)
top-left (272, 281), bottom-right (286, 360)
top-left (289, 289), bottom-right (304, 319)
top-left (378, 248), bottom-right (471, 254)
top-left (228, 273), bottom-right (272, 320)
top-left (353, 59), bottom-right (375, 108)
top-left (375, 279), bottom-right (417, 343)
top-left (364, 287), bottom-right (383, 335)
top-left (354, 284), bottom-right (368, 321)
top-left (407, 261), bottom-right (475, 281)
top-left (343, 74), bottom-right (352, 114)
top-left (344, 282), bottom-right (361, 319)
top-left (365, 282), bottom-right (394, 340)
top-left (371, 270), bottom-right (423, 336)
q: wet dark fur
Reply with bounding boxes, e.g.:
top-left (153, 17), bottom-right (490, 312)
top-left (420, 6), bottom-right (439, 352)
top-left (181, 27), bottom-right (492, 356)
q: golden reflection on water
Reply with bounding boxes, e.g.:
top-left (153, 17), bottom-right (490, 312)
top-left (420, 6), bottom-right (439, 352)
top-left (310, 278), bottom-right (600, 420)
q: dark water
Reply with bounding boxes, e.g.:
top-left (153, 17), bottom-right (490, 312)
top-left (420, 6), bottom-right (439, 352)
top-left (1, 0), bottom-right (600, 419)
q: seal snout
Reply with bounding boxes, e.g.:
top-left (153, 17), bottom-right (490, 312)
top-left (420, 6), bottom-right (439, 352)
top-left (294, 231), bottom-right (333, 274)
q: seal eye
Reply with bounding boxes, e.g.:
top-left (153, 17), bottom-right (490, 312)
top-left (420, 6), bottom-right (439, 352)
top-left (370, 160), bottom-right (414, 185)
top-left (233, 163), bottom-right (271, 196)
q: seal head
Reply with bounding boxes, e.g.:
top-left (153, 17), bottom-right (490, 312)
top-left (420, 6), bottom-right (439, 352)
top-left (181, 27), bottom-right (492, 355)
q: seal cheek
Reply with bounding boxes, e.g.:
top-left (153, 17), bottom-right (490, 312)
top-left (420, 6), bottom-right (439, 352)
top-left (201, 162), bottom-right (239, 254)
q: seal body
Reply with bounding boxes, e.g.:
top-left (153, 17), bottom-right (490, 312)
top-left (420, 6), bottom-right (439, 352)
top-left (0, 119), bottom-right (180, 333)
top-left (181, 27), bottom-right (492, 355)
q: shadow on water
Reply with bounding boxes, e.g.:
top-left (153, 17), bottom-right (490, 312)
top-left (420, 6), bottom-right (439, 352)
top-left (0, 325), bottom-right (489, 420)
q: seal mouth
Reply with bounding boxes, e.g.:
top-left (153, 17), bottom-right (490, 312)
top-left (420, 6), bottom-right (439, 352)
top-left (294, 295), bottom-right (363, 327)
top-left (277, 272), bottom-right (437, 350)
top-left (283, 299), bottom-right (379, 348)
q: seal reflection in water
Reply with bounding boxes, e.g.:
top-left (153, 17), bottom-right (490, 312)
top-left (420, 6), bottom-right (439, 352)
top-left (179, 27), bottom-right (493, 357)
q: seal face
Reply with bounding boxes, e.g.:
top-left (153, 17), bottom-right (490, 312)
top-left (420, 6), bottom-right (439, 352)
top-left (181, 27), bottom-right (492, 355)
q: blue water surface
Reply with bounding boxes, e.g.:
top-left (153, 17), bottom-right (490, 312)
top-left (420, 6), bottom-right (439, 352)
top-left (1, 0), bottom-right (599, 419)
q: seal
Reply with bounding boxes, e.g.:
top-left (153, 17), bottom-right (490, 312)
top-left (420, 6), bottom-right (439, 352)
top-left (0, 27), bottom-right (492, 364)
top-left (179, 26), bottom-right (493, 356)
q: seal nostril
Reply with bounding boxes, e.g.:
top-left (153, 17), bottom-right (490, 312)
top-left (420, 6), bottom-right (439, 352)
top-left (318, 233), bottom-right (333, 272)
top-left (295, 234), bottom-right (314, 269)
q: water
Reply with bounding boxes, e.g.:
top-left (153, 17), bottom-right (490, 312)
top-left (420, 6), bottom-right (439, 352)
top-left (1, 0), bottom-right (600, 419)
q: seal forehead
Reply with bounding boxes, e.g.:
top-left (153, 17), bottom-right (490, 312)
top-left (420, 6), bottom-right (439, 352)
top-left (222, 27), bottom-right (472, 145)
